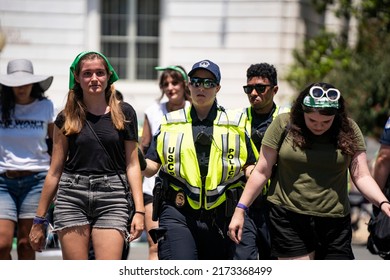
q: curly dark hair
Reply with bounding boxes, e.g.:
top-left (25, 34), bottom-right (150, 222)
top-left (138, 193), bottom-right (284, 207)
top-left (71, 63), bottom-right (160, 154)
top-left (1, 84), bottom-right (47, 126)
top-left (246, 63), bottom-right (277, 85)
top-left (289, 82), bottom-right (357, 155)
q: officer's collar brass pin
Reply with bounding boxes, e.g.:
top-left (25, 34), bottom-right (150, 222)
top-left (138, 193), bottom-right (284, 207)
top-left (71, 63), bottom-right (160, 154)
top-left (175, 191), bottom-right (185, 208)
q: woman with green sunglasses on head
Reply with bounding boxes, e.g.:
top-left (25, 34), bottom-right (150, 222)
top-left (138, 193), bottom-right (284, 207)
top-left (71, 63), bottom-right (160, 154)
top-left (228, 82), bottom-right (390, 260)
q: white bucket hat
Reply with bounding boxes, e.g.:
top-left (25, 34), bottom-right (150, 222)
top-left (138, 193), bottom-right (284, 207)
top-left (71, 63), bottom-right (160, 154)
top-left (0, 59), bottom-right (53, 91)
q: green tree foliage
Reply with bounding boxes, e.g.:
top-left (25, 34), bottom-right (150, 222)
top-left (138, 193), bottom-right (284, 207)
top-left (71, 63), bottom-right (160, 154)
top-left (286, 0), bottom-right (390, 137)
top-left (285, 30), bottom-right (351, 92)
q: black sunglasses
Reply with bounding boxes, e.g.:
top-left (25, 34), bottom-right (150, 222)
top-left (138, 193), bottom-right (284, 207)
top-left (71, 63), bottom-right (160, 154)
top-left (243, 84), bottom-right (272, 95)
top-left (190, 77), bottom-right (218, 89)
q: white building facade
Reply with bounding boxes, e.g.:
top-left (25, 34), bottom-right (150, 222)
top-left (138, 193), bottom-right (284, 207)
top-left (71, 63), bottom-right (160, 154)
top-left (0, 0), bottom-right (344, 120)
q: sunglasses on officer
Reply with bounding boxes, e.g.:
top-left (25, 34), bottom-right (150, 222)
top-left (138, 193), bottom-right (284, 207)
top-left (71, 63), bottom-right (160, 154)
top-left (243, 84), bottom-right (272, 95)
top-left (190, 77), bottom-right (218, 89)
top-left (309, 86), bottom-right (340, 102)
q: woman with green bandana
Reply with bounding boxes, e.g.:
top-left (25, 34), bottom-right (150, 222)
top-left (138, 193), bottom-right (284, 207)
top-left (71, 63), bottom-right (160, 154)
top-left (28, 51), bottom-right (145, 259)
top-left (228, 82), bottom-right (390, 260)
top-left (139, 65), bottom-right (190, 259)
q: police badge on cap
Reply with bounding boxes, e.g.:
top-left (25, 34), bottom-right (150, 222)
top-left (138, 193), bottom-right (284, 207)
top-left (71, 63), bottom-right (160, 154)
top-left (188, 59), bottom-right (221, 84)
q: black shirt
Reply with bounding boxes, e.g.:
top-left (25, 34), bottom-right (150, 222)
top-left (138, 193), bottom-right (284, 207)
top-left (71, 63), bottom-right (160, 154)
top-left (249, 103), bottom-right (278, 150)
top-left (55, 102), bottom-right (138, 175)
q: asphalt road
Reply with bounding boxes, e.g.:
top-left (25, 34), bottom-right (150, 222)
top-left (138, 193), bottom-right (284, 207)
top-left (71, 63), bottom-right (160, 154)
top-left (11, 241), bottom-right (382, 260)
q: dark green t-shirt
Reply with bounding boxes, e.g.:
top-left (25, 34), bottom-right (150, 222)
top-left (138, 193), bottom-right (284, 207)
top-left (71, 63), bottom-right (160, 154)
top-left (263, 113), bottom-right (366, 217)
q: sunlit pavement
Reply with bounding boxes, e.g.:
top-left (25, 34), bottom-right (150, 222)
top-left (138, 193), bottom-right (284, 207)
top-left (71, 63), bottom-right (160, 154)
top-left (11, 240), bottom-right (148, 260)
top-left (11, 241), bottom-right (382, 260)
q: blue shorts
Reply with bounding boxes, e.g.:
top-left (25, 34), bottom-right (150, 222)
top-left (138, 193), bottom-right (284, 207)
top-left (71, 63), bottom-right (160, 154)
top-left (53, 173), bottom-right (130, 235)
top-left (0, 172), bottom-right (47, 221)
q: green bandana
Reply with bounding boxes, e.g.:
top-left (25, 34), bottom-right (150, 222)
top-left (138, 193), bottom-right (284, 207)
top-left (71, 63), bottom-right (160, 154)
top-left (69, 51), bottom-right (119, 89)
top-left (302, 95), bottom-right (339, 109)
top-left (155, 65), bottom-right (188, 81)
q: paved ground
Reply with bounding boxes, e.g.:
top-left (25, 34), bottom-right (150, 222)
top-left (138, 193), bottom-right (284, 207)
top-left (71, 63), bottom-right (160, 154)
top-left (11, 207), bottom-right (383, 260)
top-left (11, 241), bottom-right (382, 260)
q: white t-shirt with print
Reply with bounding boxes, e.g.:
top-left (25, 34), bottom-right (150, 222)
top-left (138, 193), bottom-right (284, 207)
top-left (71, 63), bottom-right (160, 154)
top-left (0, 98), bottom-right (55, 173)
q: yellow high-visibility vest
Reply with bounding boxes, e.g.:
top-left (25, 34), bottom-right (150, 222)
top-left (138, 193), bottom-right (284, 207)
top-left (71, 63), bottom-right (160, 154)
top-left (157, 107), bottom-right (249, 209)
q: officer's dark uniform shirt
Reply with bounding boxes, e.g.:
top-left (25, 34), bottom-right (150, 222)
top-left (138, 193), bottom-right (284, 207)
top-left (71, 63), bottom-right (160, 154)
top-left (145, 102), bottom-right (256, 183)
top-left (249, 103), bottom-right (278, 151)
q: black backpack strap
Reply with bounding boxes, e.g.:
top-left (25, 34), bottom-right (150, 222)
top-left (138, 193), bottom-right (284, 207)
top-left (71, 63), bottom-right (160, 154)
top-left (277, 122), bottom-right (290, 151)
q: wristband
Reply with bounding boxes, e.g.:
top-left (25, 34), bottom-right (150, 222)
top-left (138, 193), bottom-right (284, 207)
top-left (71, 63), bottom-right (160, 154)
top-left (236, 203), bottom-right (249, 212)
top-left (33, 216), bottom-right (48, 226)
top-left (379, 201), bottom-right (390, 210)
top-left (135, 211), bottom-right (146, 216)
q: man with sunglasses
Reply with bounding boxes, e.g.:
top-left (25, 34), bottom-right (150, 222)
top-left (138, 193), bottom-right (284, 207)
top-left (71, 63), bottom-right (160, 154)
top-left (143, 59), bottom-right (257, 259)
top-left (234, 63), bottom-right (289, 260)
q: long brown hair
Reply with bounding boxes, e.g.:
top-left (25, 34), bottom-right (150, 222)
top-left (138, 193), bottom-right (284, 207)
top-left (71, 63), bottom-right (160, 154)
top-left (63, 53), bottom-right (125, 135)
top-left (289, 82), bottom-right (357, 155)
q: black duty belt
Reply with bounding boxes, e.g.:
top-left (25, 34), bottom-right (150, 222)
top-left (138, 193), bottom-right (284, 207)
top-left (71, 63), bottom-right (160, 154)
top-left (164, 187), bottom-right (226, 221)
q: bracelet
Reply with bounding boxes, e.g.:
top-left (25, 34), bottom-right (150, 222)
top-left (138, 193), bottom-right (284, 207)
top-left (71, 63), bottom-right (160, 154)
top-left (236, 203), bottom-right (249, 212)
top-left (33, 216), bottom-right (48, 226)
top-left (135, 211), bottom-right (146, 215)
top-left (379, 201), bottom-right (390, 210)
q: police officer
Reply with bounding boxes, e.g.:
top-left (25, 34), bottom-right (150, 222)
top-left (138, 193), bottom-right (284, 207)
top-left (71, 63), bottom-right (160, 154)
top-left (143, 59), bottom-right (256, 260)
top-left (234, 63), bottom-right (288, 260)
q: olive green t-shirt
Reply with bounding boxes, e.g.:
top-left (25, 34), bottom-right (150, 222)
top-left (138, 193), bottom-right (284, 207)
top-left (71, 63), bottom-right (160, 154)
top-left (263, 113), bottom-right (366, 217)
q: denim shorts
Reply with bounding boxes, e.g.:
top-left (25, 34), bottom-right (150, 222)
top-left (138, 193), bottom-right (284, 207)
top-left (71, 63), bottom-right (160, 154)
top-left (0, 171), bottom-right (47, 221)
top-left (53, 173), bottom-right (130, 235)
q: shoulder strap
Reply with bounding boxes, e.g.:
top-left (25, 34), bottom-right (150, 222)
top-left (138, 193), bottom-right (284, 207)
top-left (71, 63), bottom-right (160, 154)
top-left (277, 123), bottom-right (290, 152)
top-left (85, 120), bottom-right (127, 188)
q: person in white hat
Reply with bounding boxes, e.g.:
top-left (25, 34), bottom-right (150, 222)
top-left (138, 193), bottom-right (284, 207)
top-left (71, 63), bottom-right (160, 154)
top-left (0, 59), bottom-right (54, 259)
